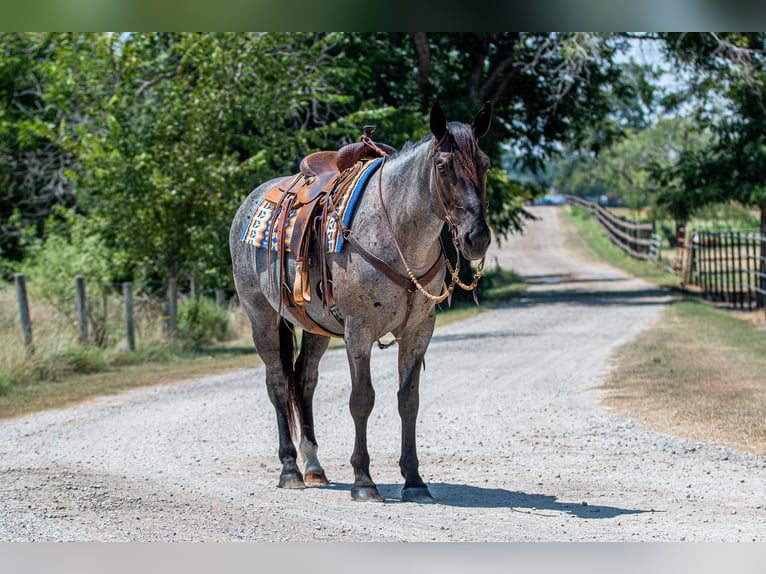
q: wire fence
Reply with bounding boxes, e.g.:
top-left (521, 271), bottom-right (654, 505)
top-left (8, 274), bottom-right (233, 355)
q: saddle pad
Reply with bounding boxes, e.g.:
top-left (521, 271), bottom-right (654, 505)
top-left (240, 157), bottom-right (383, 253)
top-left (239, 199), bottom-right (298, 251)
top-left (325, 157), bottom-right (382, 253)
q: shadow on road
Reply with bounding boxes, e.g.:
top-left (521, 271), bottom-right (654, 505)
top-left (512, 286), bottom-right (671, 308)
top-left (325, 482), bottom-right (651, 518)
top-left (426, 483), bottom-right (651, 518)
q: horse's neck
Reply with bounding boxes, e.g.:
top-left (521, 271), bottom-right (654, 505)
top-left (378, 141), bottom-right (443, 271)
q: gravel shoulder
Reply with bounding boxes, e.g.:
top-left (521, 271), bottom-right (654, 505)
top-left (1, 205), bottom-right (765, 541)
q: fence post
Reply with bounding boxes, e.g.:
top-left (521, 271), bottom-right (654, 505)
top-left (14, 273), bottom-right (34, 355)
top-left (215, 288), bottom-right (225, 308)
top-left (190, 276), bottom-right (199, 300)
top-left (75, 275), bottom-right (88, 346)
top-left (166, 276), bottom-right (178, 338)
top-left (123, 282), bottom-right (135, 351)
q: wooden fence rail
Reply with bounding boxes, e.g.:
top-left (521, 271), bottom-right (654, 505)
top-left (565, 195), bottom-right (658, 261)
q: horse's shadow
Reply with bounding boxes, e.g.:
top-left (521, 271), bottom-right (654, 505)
top-left (324, 482), bottom-right (650, 519)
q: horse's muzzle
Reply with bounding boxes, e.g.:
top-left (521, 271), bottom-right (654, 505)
top-left (460, 224), bottom-right (491, 260)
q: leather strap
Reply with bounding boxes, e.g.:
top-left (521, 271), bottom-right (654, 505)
top-left (343, 231), bottom-right (445, 292)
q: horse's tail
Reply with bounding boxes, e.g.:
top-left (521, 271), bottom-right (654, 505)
top-left (278, 319), bottom-right (303, 440)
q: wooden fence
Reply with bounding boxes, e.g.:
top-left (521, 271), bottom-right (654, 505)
top-left (12, 274), bottom-right (229, 354)
top-left (683, 230), bottom-right (766, 311)
top-left (565, 195), bottom-right (766, 311)
top-left (565, 195), bottom-right (659, 261)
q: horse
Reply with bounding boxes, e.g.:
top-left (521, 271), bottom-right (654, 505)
top-left (229, 102), bottom-right (493, 502)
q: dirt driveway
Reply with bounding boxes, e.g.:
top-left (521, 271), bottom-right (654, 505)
top-left (1, 206), bottom-right (764, 541)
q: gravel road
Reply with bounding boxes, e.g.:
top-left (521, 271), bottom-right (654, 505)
top-left (2, 205), bottom-right (765, 542)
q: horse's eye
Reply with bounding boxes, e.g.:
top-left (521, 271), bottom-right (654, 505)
top-left (437, 163), bottom-right (447, 175)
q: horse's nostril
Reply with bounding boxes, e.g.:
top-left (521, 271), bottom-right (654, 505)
top-left (467, 226), bottom-right (489, 245)
top-left (462, 225), bottom-right (491, 259)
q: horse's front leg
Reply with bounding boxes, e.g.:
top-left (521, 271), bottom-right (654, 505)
top-left (344, 333), bottom-right (383, 502)
top-left (397, 311), bottom-right (436, 502)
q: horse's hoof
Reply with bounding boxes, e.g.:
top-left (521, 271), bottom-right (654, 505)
top-left (351, 485), bottom-right (384, 502)
top-left (304, 469), bottom-right (329, 486)
top-left (401, 486), bottom-right (434, 502)
top-left (278, 472), bottom-right (306, 489)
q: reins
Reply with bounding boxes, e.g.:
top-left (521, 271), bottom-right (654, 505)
top-left (376, 133), bottom-right (486, 307)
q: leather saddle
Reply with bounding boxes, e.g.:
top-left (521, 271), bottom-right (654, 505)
top-left (264, 127), bottom-right (396, 337)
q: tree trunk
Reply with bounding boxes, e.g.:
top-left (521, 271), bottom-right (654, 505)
top-left (410, 32), bottom-right (431, 110)
top-left (760, 202), bottom-right (766, 309)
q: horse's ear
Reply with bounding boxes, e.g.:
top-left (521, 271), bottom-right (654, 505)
top-left (430, 102), bottom-right (447, 141)
top-left (472, 101), bottom-right (492, 138)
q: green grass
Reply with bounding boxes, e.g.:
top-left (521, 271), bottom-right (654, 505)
top-left (559, 205), bottom-right (682, 290)
top-left (0, 347), bottom-right (262, 420)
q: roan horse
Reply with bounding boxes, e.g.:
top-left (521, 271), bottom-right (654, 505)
top-left (229, 102), bottom-right (492, 502)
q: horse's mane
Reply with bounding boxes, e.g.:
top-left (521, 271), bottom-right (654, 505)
top-left (388, 123), bottom-right (480, 184)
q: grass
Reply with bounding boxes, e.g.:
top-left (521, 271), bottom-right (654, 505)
top-left (0, 267), bottom-right (524, 421)
top-left (602, 298), bottom-right (766, 454)
top-left (559, 204), bottom-right (682, 290)
top-left (0, 348), bottom-right (263, 420)
top-left (558, 205), bottom-right (766, 455)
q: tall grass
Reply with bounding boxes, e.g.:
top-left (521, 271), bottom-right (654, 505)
top-left (1, 264), bottom-right (525, 417)
top-left (0, 282), bottom-right (243, 393)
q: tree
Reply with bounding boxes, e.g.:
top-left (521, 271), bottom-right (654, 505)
top-left (61, 33), bottom-right (336, 291)
top-left (0, 33), bottom-right (78, 268)
top-left (3, 33), bottom-right (646, 296)
top-left (659, 32), bottom-right (766, 302)
top-left (658, 32), bottom-right (766, 235)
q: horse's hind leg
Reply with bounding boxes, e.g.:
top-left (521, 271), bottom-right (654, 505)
top-left (295, 330), bottom-right (331, 485)
top-left (244, 300), bottom-right (305, 489)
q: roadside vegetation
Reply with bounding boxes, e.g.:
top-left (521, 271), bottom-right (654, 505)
top-left (0, 267), bottom-right (524, 420)
top-left (559, 204), bottom-right (766, 455)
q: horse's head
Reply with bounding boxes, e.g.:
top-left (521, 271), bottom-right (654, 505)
top-left (430, 101), bottom-right (493, 261)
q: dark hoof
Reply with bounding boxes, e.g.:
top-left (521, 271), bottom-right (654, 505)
top-left (401, 486), bottom-right (434, 502)
top-left (304, 469), bottom-right (329, 486)
top-left (351, 485), bottom-right (384, 502)
top-left (278, 472), bottom-right (306, 489)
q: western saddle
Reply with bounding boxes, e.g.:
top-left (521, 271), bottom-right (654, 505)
top-left (264, 127), bottom-right (398, 338)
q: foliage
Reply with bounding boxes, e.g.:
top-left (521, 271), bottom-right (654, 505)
top-left (20, 207), bottom-right (126, 346)
top-left (177, 296), bottom-right (229, 349)
top-left (1, 32), bottom-right (659, 290)
top-left (657, 33), bottom-right (766, 232)
top-left (556, 118), bottom-right (707, 217)
top-left (0, 33), bottom-right (78, 264)
top-left (62, 33), bottom-right (334, 290)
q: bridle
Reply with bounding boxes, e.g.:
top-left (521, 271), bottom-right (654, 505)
top-left (377, 129), bottom-right (487, 307)
top-left (322, 130), bottom-right (488, 349)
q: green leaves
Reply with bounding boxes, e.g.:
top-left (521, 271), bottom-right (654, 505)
top-left (3, 32), bottom-right (671, 289)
